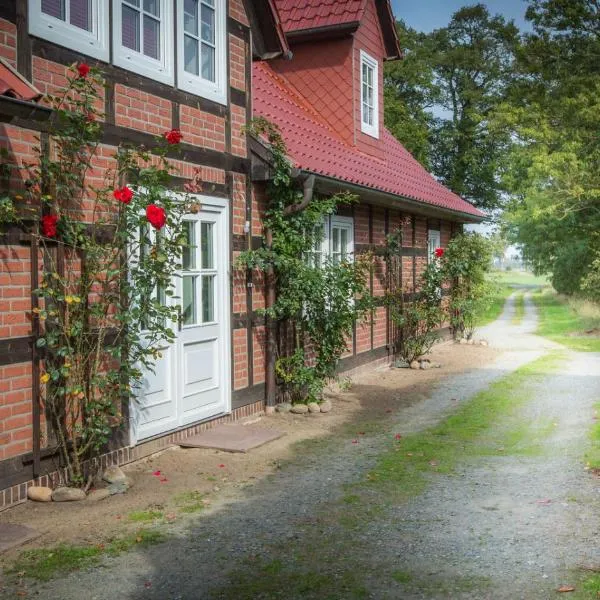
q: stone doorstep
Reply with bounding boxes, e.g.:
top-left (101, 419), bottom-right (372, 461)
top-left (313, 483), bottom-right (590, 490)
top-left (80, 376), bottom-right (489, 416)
top-left (178, 424), bottom-right (285, 453)
top-left (0, 523), bottom-right (41, 553)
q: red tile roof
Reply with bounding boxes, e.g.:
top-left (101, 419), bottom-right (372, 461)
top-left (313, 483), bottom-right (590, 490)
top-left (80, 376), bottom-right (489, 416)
top-left (0, 59), bottom-right (41, 101)
top-left (253, 62), bottom-right (484, 219)
top-left (274, 0), bottom-right (366, 33)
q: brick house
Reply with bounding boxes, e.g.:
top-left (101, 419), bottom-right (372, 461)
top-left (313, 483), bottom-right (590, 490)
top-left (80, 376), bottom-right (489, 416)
top-left (0, 0), bottom-right (482, 511)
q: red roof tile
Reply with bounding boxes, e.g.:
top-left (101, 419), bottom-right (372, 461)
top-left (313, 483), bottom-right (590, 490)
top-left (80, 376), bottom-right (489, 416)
top-left (252, 62), bottom-right (484, 219)
top-left (274, 0), bottom-right (366, 33)
top-left (0, 59), bottom-right (41, 102)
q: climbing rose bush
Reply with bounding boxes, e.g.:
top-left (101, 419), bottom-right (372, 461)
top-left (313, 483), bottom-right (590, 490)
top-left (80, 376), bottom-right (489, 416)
top-left (26, 64), bottom-right (196, 487)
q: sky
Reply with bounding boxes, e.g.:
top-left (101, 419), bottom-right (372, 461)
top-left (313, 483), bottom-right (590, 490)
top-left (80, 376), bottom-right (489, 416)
top-left (390, 0), bottom-right (530, 33)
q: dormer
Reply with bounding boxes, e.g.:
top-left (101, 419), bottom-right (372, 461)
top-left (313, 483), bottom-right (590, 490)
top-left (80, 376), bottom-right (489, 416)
top-left (269, 0), bottom-right (401, 158)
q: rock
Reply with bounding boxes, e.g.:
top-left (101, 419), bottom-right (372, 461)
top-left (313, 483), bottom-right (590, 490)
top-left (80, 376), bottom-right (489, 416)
top-left (27, 486), bottom-right (53, 502)
top-left (410, 361), bottom-right (420, 370)
top-left (86, 488), bottom-right (110, 502)
top-left (394, 360), bottom-right (409, 369)
top-left (467, 339), bottom-right (475, 345)
top-left (431, 362), bottom-right (442, 369)
top-left (459, 338), bottom-right (468, 345)
top-left (290, 403), bottom-right (309, 414)
top-left (307, 402), bottom-right (321, 414)
top-left (52, 487), bottom-right (86, 502)
top-left (420, 361), bottom-right (431, 370)
top-left (480, 340), bottom-right (489, 347)
top-left (275, 402), bottom-right (292, 413)
top-left (107, 478), bottom-right (133, 495)
top-left (102, 465), bottom-right (127, 484)
top-left (320, 400), bottom-right (332, 413)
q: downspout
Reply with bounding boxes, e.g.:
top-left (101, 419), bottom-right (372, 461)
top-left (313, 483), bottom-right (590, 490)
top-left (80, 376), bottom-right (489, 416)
top-left (264, 173), bottom-right (316, 412)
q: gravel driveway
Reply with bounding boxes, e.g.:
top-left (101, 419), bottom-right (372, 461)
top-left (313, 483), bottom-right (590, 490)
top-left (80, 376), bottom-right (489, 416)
top-left (14, 293), bottom-right (600, 600)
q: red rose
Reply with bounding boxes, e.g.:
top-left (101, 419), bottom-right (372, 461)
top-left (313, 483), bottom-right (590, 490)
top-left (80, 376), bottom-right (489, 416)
top-left (41, 214), bottom-right (59, 238)
top-left (146, 204), bottom-right (167, 230)
top-left (434, 247), bottom-right (445, 258)
top-left (77, 63), bottom-right (90, 78)
top-left (113, 186), bottom-right (134, 204)
top-left (164, 129), bottom-right (183, 145)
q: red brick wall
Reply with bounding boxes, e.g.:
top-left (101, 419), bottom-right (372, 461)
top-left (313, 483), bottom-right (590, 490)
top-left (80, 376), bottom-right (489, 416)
top-left (0, 18), bottom-right (17, 68)
top-left (229, 35), bottom-right (246, 92)
top-left (233, 328), bottom-right (249, 390)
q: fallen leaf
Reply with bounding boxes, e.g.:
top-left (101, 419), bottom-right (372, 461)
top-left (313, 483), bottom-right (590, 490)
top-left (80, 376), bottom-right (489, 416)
top-left (136, 536), bottom-right (143, 543)
top-left (536, 499), bottom-right (552, 505)
top-left (557, 585), bottom-right (575, 593)
top-left (159, 477), bottom-right (168, 483)
top-left (144, 582), bottom-right (152, 588)
top-left (429, 460), bottom-right (438, 467)
top-left (16, 591), bottom-right (27, 597)
top-left (352, 439), bottom-right (359, 444)
top-left (218, 464), bottom-right (226, 468)
top-left (165, 513), bottom-right (177, 522)
top-left (394, 434), bottom-right (402, 440)
top-left (357, 431), bottom-right (365, 436)
top-left (152, 470), bottom-right (161, 477)
top-left (406, 452), bottom-right (413, 457)
top-left (385, 409), bottom-right (392, 413)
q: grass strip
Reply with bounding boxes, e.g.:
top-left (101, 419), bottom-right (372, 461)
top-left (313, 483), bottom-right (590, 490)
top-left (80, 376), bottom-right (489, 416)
top-left (585, 403), bottom-right (600, 471)
top-left (533, 291), bottom-right (600, 352)
top-left (476, 284), bottom-right (513, 327)
top-left (360, 352), bottom-right (564, 501)
top-left (9, 529), bottom-right (165, 581)
top-left (511, 292), bottom-right (525, 325)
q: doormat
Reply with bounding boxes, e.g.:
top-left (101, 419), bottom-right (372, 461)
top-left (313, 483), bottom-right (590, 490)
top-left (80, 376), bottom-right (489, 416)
top-left (0, 523), bottom-right (40, 553)
top-left (178, 424), bottom-right (284, 453)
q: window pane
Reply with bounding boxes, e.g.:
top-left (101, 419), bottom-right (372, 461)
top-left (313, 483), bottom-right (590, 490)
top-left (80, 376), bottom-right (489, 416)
top-left (341, 229), bottom-right (348, 258)
top-left (125, 0), bottom-right (140, 6)
top-left (367, 65), bottom-right (373, 87)
top-left (184, 0), bottom-right (198, 35)
top-left (184, 35), bottom-right (199, 75)
top-left (201, 43), bottom-right (215, 81)
top-left (332, 228), bottom-right (340, 253)
top-left (42, 0), bottom-right (65, 20)
top-left (362, 62), bottom-right (367, 82)
top-left (143, 0), bottom-right (159, 17)
top-left (182, 276), bottom-right (197, 325)
top-left (201, 222), bottom-right (214, 269)
top-left (70, 0), bottom-right (92, 30)
top-left (200, 4), bottom-right (215, 43)
top-left (122, 5), bottom-right (140, 52)
top-left (182, 221), bottom-right (196, 270)
top-left (202, 275), bottom-right (214, 322)
top-left (203, 0), bottom-right (214, 6)
top-left (143, 15), bottom-right (160, 59)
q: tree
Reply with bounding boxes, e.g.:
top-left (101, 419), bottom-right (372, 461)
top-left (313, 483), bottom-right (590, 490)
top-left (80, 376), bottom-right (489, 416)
top-left (384, 5), bottom-right (519, 211)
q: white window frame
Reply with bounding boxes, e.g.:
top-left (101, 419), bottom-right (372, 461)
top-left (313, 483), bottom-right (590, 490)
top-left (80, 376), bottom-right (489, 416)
top-left (176, 0), bottom-right (227, 105)
top-left (29, 0), bottom-right (110, 62)
top-left (359, 49), bottom-right (379, 139)
top-left (112, 0), bottom-right (174, 85)
top-left (428, 229), bottom-right (441, 263)
top-left (310, 216), bottom-right (355, 267)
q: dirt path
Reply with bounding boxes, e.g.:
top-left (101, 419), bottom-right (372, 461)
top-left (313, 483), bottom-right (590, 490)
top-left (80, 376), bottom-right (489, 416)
top-left (3, 294), bottom-right (600, 599)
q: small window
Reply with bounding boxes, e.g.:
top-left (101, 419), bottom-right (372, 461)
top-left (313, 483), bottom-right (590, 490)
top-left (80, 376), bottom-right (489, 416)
top-left (428, 229), bottom-right (441, 262)
top-left (308, 216), bottom-right (354, 267)
top-left (359, 50), bottom-right (379, 139)
top-left (177, 0), bottom-right (227, 105)
top-left (30, 0), bottom-right (109, 60)
top-left (112, 0), bottom-right (174, 84)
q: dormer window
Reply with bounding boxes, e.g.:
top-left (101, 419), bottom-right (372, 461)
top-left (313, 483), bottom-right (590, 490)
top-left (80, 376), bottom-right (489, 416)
top-left (360, 50), bottom-right (379, 139)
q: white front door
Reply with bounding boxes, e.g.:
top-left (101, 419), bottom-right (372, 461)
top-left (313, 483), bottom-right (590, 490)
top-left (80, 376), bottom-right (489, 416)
top-left (131, 196), bottom-right (230, 443)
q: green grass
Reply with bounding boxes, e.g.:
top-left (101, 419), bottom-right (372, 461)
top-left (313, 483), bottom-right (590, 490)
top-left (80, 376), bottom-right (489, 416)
top-left (475, 283), bottom-right (512, 326)
top-left (128, 509), bottom-right (164, 522)
top-left (493, 270), bottom-right (550, 287)
top-left (175, 490), bottom-right (207, 513)
top-left (533, 291), bottom-right (600, 352)
top-left (10, 529), bottom-right (165, 581)
top-left (573, 571), bottom-right (600, 599)
top-left (511, 292), bottom-right (525, 325)
top-left (585, 403), bottom-right (600, 471)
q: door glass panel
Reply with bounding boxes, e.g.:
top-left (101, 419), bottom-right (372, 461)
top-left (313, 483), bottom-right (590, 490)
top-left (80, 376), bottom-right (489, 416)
top-left (202, 275), bottom-right (214, 323)
top-left (182, 275), bottom-right (197, 325)
top-left (182, 221), bottom-right (196, 270)
top-left (201, 222), bottom-right (214, 269)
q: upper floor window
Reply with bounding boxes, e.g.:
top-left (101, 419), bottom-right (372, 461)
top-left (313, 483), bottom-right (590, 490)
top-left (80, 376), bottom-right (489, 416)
top-left (112, 0), bottom-right (174, 84)
top-left (178, 0), bottom-right (227, 104)
top-left (29, 0), bottom-right (227, 104)
top-left (360, 50), bottom-right (379, 139)
top-left (30, 0), bottom-right (110, 61)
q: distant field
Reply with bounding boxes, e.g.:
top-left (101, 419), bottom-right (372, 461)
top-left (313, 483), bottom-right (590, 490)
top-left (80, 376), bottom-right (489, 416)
top-left (493, 270), bottom-right (550, 287)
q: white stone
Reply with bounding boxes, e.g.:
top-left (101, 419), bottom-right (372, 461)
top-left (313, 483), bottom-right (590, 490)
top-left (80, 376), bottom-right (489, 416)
top-left (86, 488), bottom-right (111, 502)
top-left (320, 400), bottom-right (333, 413)
top-left (275, 402), bottom-right (292, 413)
top-left (27, 486), bottom-right (53, 502)
top-left (102, 465), bottom-right (127, 484)
top-left (410, 361), bottom-right (420, 370)
top-left (307, 402), bottom-right (321, 414)
top-left (290, 403), bottom-right (309, 414)
top-left (52, 487), bottom-right (86, 502)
